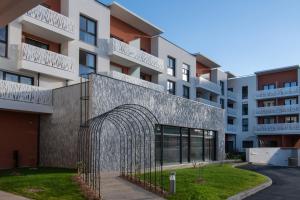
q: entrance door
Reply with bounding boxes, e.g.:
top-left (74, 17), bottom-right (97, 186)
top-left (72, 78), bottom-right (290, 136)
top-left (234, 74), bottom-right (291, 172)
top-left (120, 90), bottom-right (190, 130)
top-left (0, 111), bottom-right (38, 169)
top-left (204, 131), bottom-right (216, 161)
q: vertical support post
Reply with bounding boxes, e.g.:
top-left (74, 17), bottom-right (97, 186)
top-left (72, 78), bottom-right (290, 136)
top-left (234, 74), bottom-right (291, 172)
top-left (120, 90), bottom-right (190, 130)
top-left (160, 125), bottom-right (164, 194)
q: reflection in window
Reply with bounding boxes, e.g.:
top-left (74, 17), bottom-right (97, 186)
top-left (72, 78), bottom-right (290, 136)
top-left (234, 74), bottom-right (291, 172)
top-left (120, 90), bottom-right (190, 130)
top-left (80, 15), bottom-right (97, 45)
top-left (79, 50), bottom-right (96, 77)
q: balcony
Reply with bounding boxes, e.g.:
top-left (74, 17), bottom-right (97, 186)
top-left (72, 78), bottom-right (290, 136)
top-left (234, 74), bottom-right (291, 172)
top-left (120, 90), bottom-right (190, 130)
top-left (20, 43), bottom-right (75, 80)
top-left (255, 123), bottom-right (300, 134)
top-left (101, 70), bottom-right (164, 92)
top-left (227, 90), bottom-right (237, 101)
top-left (21, 5), bottom-right (75, 42)
top-left (196, 97), bottom-right (221, 108)
top-left (227, 124), bottom-right (237, 133)
top-left (256, 104), bottom-right (300, 116)
top-left (0, 80), bottom-right (52, 113)
top-left (256, 86), bottom-right (300, 99)
top-left (195, 77), bottom-right (221, 94)
top-left (108, 38), bottom-right (164, 73)
top-left (227, 107), bottom-right (237, 116)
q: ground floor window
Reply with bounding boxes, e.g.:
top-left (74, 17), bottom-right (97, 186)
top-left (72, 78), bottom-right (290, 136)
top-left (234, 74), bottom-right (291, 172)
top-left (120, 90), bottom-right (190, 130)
top-left (242, 140), bottom-right (253, 148)
top-left (155, 125), bottom-right (217, 165)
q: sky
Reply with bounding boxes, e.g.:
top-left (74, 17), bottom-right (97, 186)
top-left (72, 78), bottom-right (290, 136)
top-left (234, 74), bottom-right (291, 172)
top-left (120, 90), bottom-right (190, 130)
top-left (101, 0), bottom-right (300, 76)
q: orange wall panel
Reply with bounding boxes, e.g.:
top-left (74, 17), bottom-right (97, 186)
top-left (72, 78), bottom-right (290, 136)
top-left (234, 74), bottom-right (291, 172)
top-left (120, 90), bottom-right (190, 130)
top-left (196, 62), bottom-right (211, 77)
top-left (43, 0), bottom-right (61, 13)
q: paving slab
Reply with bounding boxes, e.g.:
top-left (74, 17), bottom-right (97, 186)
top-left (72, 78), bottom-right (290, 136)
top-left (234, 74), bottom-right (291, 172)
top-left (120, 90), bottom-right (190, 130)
top-left (0, 191), bottom-right (30, 200)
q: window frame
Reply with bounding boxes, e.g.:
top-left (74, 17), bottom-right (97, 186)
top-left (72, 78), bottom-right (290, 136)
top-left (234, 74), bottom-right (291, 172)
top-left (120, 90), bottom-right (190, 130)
top-left (242, 86), bottom-right (248, 99)
top-left (242, 104), bottom-right (248, 115)
top-left (220, 98), bottom-right (225, 109)
top-left (284, 81), bottom-right (297, 88)
top-left (0, 25), bottom-right (8, 57)
top-left (220, 81), bottom-right (225, 95)
top-left (167, 56), bottom-right (176, 76)
top-left (0, 70), bottom-right (34, 85)
top-left (182, 85), bottom-right (190, 99)
top-left (80, 15), bottom-right (97, 46)
top-left (25, 37), bottom-right (49, 50)
top-left (242, 118), bottom-right (249, 132)
top-left (182, 63), bottom-right (190, 82)
top-left (79, 49), bottom-right (97, 77)
top-left (167, 80), bottom-right (176, 95)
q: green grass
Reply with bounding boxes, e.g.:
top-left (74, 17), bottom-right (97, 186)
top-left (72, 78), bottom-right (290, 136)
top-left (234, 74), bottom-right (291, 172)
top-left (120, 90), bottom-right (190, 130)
top-left (0, 168), bottom-right (85, 200)
top-left (142, 164), bottom-right (268, 200)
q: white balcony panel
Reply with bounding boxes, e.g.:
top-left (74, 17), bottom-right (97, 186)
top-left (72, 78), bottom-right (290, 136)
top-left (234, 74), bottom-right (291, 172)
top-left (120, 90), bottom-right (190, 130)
top-left (196, 98), bottom-right (221, 108)
top-left (20, 43), bottom-right (75, 80)
top-left (256, 86), bottom-right (300, 99)
top-left (195, 77), bottom-right (221, 94)
top-left (255, 123), bottom-right (300, 134)
top-left (256, 104), bottom-right (300, 116)
top-left (108, 38), bottom-right (164, 73)
top-left (21, 5), bottom-right (75, 42)
top-left (227, 107), bottom-right (237, 116)
top-left (227, 90), bottom-right (237, 101)
top-left (227, 124), bottom-right (237, 133)
top-left (0, 80), bottom-right (52, 113)
top-left (101, 71), bottom-right (164, 92)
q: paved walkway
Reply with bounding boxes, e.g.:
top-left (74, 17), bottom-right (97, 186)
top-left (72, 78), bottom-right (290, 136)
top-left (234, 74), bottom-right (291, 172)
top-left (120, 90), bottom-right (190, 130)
top-left (101, 172), bottom-right (165, 200)
top-left (240, 165), bottom-right (300, 200)
top-left (0, 191), bottom-right (30, 200)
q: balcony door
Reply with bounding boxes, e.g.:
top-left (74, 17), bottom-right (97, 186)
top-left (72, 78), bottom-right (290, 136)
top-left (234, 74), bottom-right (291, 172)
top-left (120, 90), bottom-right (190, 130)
top-left (25, 38), bottom-right (49, 50)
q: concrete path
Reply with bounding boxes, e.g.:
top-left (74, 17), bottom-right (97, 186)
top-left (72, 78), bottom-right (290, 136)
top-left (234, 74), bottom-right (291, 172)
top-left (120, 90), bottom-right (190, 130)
top-left (101, 172), bottom-right (165, 200)
top-left (0, 191), bottom-right (30, 200)
top-left (240, 165), bottom-right (300, 200)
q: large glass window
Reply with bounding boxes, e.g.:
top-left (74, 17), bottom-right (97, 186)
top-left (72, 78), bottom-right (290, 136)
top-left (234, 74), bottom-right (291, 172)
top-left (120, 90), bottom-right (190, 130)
top-left (79, 50), bottom-right (96, 77)
top-left (190, 129), bottom-right (204, 161)
top-left (242, 86), bottom-right (248, 99)
top-left (285, 98), bottom-right (297, 105)
top-left (25, 38), bottom-right (49, 50)
top-left (242, 118), bottom-right (248, 132)
top-left (167, 80), bottom-right (175, 95)
top-left (220, 98), bottom-right (225, 109)
top-left (0, 70), bottom-right (33, 85)
top-left (220, 81), bottom-right (225, 95)
top-left (263, 84), bottom-right (275, 90)
top-left (181, 128), bottom-right (189, 163)
top-left (80, 15), bottom-right (97, 45)
top-left (285, 116), bottom-right (298, 123)
top-left (204, 131), bottom-right (216, 161)
top-left (284, 81), bottom-right (297, 88)
top-left (182, 63), bottom-right (190, 82)
top-left (0, 26), bottom-right (8, 57)
top-left (242, 104), bottom-right (248, 115)
top-left (162, 126), bottom-right (181, 164)
top-left (183, 85), bottom-right (190, 99)
top-left (167, 56), bottom-right (176, 76)
top-left (263, 117), bottom-right (275, 124)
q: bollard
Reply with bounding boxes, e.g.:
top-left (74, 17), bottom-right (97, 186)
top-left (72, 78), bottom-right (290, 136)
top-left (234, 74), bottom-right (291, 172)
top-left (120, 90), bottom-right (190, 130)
top-left (169, 171), bottom-right (176, 194)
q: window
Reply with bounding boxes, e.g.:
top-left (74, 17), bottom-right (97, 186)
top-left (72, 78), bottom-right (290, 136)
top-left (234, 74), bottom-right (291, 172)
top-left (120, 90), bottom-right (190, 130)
top-left (228, 88), bottom-right (233, 92)
top-left (79, 50), bottom-right (96, 77)
top-left (182, 63), bottom-right (190, 82)
top-left (25, 38), bottom-right (49, 50)
top-left (0, 26), bottom-right (8, 57)
top-left (167, 56), bottom-right (176, 76)
top-left (263, 84), bottom-right (275, 90)
top-left (80, 15), bottom-right (97, 45)
top-left (285, 116), bottom-right (298, 123)
top-left (242, 86), bottom-right (248, 99)
top-left (284, 81), bottom-right (297, 88)
top-left (285, 98), bottom-right (297, 105)
top-left (0, 70), bottom-right (33, 85)
top-left (227, 118), bottom-right (234, 125)
top-left (242, 118), bottom-right (248, 132)
top-left (140, 73), bottom-right (152, 82)
top-left (183, 85), bottom-right (190, 99)
top-left (263, 117), bottom-right (275, 124)
top-left (242, 104), bottom-right (248, 115)
top-left (220, 81), bottom-right (225, 95)
top-left (220, 98), bottom-right (225, 109)
top-left (242, 141), bottom-right (253, 148)
top-left (228, 102), bottom-right (234, 108)
top-left (167, 80), bottom-right (175, 95)
top-left (263, 100), bottom-right (275, 107)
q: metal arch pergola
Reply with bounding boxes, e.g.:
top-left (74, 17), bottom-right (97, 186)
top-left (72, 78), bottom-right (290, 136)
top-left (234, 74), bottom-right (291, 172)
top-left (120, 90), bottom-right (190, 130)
top-left (77, 104), bottom-right (165, 198)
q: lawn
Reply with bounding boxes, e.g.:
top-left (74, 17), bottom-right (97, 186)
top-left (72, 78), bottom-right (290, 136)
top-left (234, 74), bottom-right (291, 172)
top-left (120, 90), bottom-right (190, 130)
top-left (0, 168), bottom-right (85, 200)
top-left (143, 164), bottom-right (268, 200)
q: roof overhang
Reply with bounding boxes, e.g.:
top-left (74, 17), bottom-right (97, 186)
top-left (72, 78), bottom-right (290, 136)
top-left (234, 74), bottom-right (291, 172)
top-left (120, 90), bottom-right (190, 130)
top-left (109, 2), bottom-right (163, 37)
top-left (255, 65), bottom-right (300, 75)
top-left (226, 71), bottom-right (236, 78)
top-left (194, 53), bottom-right (221, 69)
top-left (0, 0), bottom-right (44, 26)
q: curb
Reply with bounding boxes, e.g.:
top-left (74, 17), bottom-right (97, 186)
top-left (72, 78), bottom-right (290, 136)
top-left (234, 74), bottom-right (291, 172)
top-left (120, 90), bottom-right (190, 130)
top-left (227, 163), bottom-right (273, 200)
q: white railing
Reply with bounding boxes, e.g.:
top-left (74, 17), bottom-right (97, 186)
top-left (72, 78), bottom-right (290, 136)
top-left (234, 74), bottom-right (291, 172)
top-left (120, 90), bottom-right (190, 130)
top-left (25, 5), bottom-right (75, 34)
top-left (195, 77), bottom-right (221, 94)
top-left (196, 98), bottom-right (221, 108)
top-left (256, 104), bottom-right (300, 115)
top-left (227, 124), bottom-right (237, 133)
top-left (109, 38), bottom-right (164, 72)
top-left (227, 90), bottom-right (237, 100)
top-left (0, 80), bottom-right (52, 105)
top-left (227, 107), bottom-right (237, 116)
top-left (256, 86), bottom-right (300, 99)
top-left (22, 43), bottom-right (74, 73)
top-left (255, 123), bottom-right (300, 133)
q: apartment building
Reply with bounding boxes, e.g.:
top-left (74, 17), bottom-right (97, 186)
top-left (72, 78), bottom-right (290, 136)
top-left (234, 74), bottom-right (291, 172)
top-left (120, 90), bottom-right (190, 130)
top-left (0, 0), bottom-right (224, 169)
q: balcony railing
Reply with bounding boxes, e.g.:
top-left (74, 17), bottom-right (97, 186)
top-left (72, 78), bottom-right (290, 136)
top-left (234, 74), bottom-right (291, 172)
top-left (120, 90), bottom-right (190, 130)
top-left (109, 38), bottom-right (164, 73)
top-left (25, 5), bottom-right (75, 34)
top-left (195, 77), bottom-right (221, 94)
top-left (256, 104), bottom-right (300, 116)
top-left (22, 43), bottom-right (74, 73)
top-left (227, 90), bottom-right (237, 101)
top-left (256, 86), bottom-right (300, 99)
top-left (255, 123), bottom-right (300, 133)
top-left (227, 107), bottom-right (237, 116)
top-left (196, 97), bottom-right (221, 108)
top-left (0, 80), bottom-right (52, 105)
top-left (227, 124), bottom-right (237, 133)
